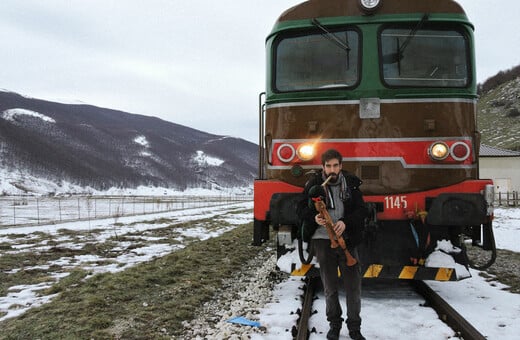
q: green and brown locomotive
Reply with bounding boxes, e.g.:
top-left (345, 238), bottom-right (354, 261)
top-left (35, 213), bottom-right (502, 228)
top-left (254, 0), bottom-right (496, 281)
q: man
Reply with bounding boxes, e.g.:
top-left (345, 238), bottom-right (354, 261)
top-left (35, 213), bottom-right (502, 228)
top-left (301, 149), bottom-right (367, 340)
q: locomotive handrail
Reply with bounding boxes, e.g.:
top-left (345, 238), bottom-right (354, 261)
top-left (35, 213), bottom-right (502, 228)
top-left (258, 92), bottom-right (266, 179)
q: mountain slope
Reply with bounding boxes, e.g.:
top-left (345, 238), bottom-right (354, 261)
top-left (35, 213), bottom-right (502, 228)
top-left (0, 91), bottom-right (257, 194)
top-left (477, 76), bottom-right (520, 151)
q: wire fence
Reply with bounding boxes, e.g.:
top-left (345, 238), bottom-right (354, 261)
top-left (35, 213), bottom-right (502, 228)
top-left (496, 192), bottom-right (519, 207)
top-left (6, 191), bottom-right (512, 228)
top-left (0, 195), bottom-right (253, 228)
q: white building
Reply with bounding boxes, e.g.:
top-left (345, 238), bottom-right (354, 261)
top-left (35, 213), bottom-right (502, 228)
top-left (479, 144), bottom-right (520, 193)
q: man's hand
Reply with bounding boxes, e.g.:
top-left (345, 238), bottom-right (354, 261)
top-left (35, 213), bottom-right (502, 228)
top-left (334, 220), bottom-right (345, 236)
top-left (315, 214), bottom-right (326, 226)
top-left (315, 214), bottom-right (345, 236)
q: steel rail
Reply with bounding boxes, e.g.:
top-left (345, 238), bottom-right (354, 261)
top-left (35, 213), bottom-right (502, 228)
top-left (413, 281), bottom-right (486, 340)
top-left (295, 277), bottom-right (319, 340)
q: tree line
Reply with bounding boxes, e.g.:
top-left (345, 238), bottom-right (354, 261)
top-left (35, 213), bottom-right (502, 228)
top-left (478, 64), bottom-right (520, 95)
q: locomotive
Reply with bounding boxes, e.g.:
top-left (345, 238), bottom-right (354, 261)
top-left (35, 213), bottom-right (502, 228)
top-left (254, 0), bottom-right (497, 281)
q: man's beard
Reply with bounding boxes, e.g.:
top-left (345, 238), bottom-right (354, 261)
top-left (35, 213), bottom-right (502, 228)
top-left (327, 173), bottom-right (339, 183)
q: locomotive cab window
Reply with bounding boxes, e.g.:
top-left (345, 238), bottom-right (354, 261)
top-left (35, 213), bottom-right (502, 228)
top-left (274, 28), bottom-right (360, 92)
top-left (380, 26), bottom-right (469, 87)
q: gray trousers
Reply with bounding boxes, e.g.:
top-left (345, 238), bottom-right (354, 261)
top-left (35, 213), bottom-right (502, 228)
top-left (313, 239), bottom-right (362, 331)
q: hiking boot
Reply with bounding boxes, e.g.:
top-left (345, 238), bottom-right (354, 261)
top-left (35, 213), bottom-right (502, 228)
top-left (349, 330), bottom-right (366, 340)
top-left (326, 326), bottom-right (341, 340)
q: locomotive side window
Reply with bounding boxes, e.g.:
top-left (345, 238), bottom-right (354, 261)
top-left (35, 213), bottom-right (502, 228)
top-left (380, 27), bottom-right (469, 87)
top-left (274, 29), bottom-right (359, 92)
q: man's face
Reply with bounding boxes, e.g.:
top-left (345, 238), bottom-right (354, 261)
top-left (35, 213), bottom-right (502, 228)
top-left (322, 158), bottom-right (342, 182)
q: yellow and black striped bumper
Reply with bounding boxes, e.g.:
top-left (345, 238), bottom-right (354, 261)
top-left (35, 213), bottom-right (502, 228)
top-left (291, 263), bottom-right (319, 277)
top-left (290, 263), bottom-right (458, 281)
top-left (363, 264), bottom-right (457, 281)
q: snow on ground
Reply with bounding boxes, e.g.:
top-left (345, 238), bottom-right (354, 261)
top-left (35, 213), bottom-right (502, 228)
top-left (255, 207), bottom-right (520, 340)
top-left (193, 150), bottom-right (224, 167)
top-left (0, 167), bottom-right (252, 196)
top-left (133, 135), bottom-right (149, 147)
top-left (1, 203), bottom-right (519, 339)
top-left (0, 201), bottom-right (253, 321)
top-left (427, 207), bottom-right (520, 339)
top-left (492, 207), bottom-right (520, 252)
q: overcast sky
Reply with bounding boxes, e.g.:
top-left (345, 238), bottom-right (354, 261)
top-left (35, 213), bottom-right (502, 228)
top-left (1, 1), bottom-right (519, 143)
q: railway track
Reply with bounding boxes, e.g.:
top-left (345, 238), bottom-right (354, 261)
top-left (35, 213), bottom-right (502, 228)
top-left (293, 277), bottom-right (320, 340)
top-left (413, 281), bottom-right (486, 340)
top-left (294, 277), bottom-right (486, 340)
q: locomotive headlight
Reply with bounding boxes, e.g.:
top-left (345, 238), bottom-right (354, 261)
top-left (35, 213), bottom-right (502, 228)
top-left (429, 142), bottom-right (449, 161)
top-left (297, 143), bottom-right (316, 161)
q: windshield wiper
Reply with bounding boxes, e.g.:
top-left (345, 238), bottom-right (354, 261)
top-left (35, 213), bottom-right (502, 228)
top-left (311, 18), bottom-right (351, 51)
top-left (398, 13), bottom-right (429, 57)
top-left (385, 13), bottom-right (429, 75)
top-left (311, 18), bottom-right (351, 69)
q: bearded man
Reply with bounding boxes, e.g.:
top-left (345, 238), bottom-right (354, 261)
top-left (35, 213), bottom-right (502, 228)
top-left (301, 148), bottom-right (367, 340)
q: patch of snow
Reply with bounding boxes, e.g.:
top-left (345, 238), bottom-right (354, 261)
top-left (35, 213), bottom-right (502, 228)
top-left (0, 168), bottom-right (100, 196)
top-left (1, 108), bottom-right (55, 123)
top-left (0, 282), bottom-right (59, 322)
top-left (492, 207), bottom-right (520, 252)
top-left (423, 240), bottom-right (470, 279)
top-left (193, 150), bottom-right (224, 167)
top-left (134, 135), bottom-right (149, 147)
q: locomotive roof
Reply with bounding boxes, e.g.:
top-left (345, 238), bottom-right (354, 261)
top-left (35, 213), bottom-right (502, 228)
top-left (277, 0), bottom-right (465, 22)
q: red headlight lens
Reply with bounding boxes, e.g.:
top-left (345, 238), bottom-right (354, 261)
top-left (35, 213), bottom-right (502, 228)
top-left (277, 144), bottom-right (296, 163)
top-left (451, 142), bottom-right (470, 161)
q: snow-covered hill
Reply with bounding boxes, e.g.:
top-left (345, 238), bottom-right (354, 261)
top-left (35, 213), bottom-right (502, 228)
top-left (0, 91), bottom-right (258, 195)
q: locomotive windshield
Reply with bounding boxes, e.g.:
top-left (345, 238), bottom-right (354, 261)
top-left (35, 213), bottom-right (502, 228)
top-left (380, 27), bottom-right (469, 87)
top-left (274, 29), bottom-right (359, 92)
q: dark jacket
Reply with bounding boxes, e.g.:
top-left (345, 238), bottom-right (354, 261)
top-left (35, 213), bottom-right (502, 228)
top-left (298, 170), bottom-right (367, 248)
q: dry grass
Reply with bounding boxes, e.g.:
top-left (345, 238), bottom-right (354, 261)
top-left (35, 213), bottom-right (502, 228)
top-left (0, 221), bottom-right (270, 339)
top-left (0, 207), bottom-right (271, 339)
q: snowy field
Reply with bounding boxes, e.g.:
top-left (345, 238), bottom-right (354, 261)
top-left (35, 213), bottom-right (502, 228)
top-left (256, 207), bottom-right (520, 340)
top-left (0, 201), bottom-right (253, 322)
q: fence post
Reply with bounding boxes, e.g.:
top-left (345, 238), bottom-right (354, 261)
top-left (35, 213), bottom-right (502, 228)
top-left (86, 196), bottom-right (91, 222)
top-left (37, 198), bottom-right (40, 224)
